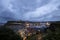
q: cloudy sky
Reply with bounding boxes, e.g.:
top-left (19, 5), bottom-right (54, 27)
top-left (0, 0), bottom-right (60, 23)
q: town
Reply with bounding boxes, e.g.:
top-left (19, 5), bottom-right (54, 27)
top-left (0, 21), bottom-right (60, 40)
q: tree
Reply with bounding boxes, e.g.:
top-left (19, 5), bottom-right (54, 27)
top-left (43, 22), bottom-right (60, 40)
top-left (0, 26), bottom-right (22, 40)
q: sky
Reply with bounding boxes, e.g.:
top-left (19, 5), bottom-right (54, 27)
top-left (0, 0), bottom-right (60, 23)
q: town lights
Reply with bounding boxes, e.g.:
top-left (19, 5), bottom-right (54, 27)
top-left (26, 23), bottom-right (30, 28)
top-left (46, 22), bottom-right (50, 26)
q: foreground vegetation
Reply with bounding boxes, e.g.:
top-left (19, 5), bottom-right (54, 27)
top-left (0, 22), bottom-right (60, 40)
top-left (27, 22), bottom-right (60, 40)
top-left (0, 26), bottom-right (22, 40)
top-left (43, 22), bottom-right (60, 40)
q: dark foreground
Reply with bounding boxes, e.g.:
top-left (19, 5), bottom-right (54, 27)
top-left (0, 21), bottom-right (60, 40)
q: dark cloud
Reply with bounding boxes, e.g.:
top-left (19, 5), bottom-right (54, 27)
top-left (0, 0), bottom-right (60, 23)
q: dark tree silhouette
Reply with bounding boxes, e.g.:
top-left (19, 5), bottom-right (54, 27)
top-left (43, 22), bottom-right (60, 40)
top-left (0, 26), bottom-right (22, 40)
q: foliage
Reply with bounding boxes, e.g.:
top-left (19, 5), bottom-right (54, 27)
top-left (0, 26), bottom-right (22, 40)
top-left (27, 34), bottom-right (37, 40)
top-left (27, 23), bottom-right (60, 40)
top-left (43, 23), bottom-right (60, 40)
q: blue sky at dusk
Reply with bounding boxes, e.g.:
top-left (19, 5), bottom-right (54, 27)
top-left (0, 0), bottom-right (60, 23)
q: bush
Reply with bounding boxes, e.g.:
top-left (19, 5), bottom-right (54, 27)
top-left (0, 26), bottom-right (22, 40)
